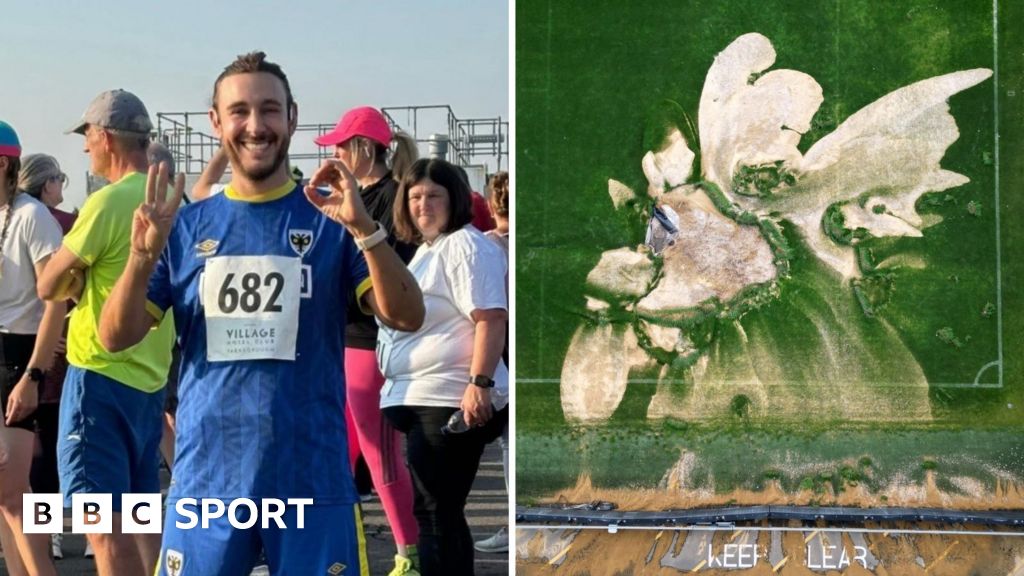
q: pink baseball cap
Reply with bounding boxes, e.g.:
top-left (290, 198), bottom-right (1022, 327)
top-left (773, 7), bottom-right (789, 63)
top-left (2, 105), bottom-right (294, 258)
top-left (314, 106), bottom-right (392, 148)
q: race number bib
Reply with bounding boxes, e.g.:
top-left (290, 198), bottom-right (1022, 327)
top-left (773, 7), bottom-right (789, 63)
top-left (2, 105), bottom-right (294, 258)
top-left (202, 256), bottom-right (301, 362)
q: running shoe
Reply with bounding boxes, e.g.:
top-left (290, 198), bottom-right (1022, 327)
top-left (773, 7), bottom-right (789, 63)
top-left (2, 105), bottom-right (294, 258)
top-left (474, 526), bottom-right (509, 553)
top-left (51, 533), bottom-right (63, 559)
top-left (388, 554), bottom-right (420, 576)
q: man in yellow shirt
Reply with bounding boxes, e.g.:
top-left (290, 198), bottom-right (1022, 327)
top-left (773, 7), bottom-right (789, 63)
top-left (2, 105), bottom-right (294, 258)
top-left (39, 89), bottom-right (174, 576)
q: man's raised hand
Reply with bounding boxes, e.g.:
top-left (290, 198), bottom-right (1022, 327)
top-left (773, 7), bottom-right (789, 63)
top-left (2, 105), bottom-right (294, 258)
top-left (304, 159), bottom-right (375, 236)
top-left (132, 162), bottom-right (184, 264)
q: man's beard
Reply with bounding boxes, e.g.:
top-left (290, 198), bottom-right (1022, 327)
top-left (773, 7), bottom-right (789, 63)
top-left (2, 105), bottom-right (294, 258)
top-left (226, 132), bottom-right (291, 183)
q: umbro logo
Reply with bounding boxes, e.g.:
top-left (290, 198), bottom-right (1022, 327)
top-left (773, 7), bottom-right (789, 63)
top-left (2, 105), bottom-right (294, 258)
top-left (195, 239), bottom-right (219, 258)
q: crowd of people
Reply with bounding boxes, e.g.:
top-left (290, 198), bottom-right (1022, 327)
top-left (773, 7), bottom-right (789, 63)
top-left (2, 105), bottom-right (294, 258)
top-left (0, 51), bottom-right (510, 576)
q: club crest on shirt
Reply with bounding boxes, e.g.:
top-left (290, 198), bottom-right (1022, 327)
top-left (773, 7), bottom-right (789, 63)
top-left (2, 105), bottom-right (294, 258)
top-left (165, 549), bottom-right (184, 576)
top-left (195, 239), bottom-right (219, 258)
top-left (288, 229), bottom-right (314, 256)
top-left (327, 562), bottom-right (346, 575)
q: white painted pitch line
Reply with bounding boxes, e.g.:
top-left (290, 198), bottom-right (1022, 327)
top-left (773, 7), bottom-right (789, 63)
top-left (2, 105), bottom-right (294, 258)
top-left (517, 378), bottom-right (1001, 387)
top-left (992, 0), bottom-right (1004, 387)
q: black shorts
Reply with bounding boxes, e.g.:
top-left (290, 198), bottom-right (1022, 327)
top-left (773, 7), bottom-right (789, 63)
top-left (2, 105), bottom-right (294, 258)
top-left (0, 332), bottom-right (39, 431)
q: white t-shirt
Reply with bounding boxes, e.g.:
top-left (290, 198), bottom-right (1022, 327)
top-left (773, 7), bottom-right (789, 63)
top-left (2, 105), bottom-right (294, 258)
top-left (0, 193), bottom-right (63, 334)
top-left (378, 226), bottom-right (509, 410)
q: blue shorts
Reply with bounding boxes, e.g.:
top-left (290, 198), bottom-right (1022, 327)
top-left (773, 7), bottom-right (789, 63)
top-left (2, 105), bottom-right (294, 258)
top-left (158, 501), bottom-right (368, 576)
top-left (58, 366), bottom-right (165, 512)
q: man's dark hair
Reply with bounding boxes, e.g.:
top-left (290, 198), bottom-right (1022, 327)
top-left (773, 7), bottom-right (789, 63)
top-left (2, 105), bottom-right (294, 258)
top-left (146, 142), bottom-right (176, 178)
top-left (394, 159), bottom-right (474, 245)
top-left (212, 51), bottom-right (294, 115)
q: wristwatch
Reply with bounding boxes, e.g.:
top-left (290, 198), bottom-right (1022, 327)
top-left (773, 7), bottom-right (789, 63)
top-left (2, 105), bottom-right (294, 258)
top-left (469, 375), bottom-right (495, 388)
top-left (354, 222), bottom-right (388, 252)
top-left (27, 367), bottom-right (45, 385)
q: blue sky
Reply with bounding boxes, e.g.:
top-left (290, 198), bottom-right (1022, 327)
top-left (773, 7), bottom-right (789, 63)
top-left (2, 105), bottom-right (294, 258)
top-left (2, 0), bottom-right (509, 208)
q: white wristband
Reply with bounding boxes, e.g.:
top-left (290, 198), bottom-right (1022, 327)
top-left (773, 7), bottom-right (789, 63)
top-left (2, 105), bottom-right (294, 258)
top-left (354, 222), bottom-right (388, 252)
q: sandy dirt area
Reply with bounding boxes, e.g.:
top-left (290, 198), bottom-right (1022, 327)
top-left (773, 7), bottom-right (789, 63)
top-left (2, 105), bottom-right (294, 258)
top-left (541, 471), bottom-right (1024, 511)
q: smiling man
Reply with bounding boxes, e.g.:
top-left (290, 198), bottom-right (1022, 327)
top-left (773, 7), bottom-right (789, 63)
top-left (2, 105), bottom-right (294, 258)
top-left (98, 52), bottom-right (425, 576)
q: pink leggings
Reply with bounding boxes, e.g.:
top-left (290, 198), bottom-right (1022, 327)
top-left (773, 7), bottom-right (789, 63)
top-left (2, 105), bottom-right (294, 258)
top-left (344, 347), bottom-right (419, 546)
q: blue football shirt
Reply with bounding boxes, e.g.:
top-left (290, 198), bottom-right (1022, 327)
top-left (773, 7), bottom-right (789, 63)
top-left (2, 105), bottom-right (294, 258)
top-left (147, 182), bottom-right (370, 505)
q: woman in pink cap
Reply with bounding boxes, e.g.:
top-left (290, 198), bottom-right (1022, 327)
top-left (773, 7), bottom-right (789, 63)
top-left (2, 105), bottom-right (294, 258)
top-left (314, 106), bottom-right (422, 576)
top-left (0, 121), bottom-right (61, 575)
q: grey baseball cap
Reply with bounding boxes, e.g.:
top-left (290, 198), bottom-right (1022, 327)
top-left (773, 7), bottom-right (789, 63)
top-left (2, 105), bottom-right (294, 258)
top-left (65, 89), bottom-right (153, 135)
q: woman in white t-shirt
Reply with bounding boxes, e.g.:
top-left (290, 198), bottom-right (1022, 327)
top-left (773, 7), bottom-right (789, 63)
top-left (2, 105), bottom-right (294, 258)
top-left (379, 159), bottom-right (508, 576)
top-left (0, 121), bottom-right (62, 576)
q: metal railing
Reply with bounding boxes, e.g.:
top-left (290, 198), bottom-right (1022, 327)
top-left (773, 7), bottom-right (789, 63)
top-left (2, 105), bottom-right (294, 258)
top-left (154, 113), bottom-right (223, 176)
top-left (380, 105), bottom-right (508, 171)
top-left (155, 104), bottom-right (507, 176)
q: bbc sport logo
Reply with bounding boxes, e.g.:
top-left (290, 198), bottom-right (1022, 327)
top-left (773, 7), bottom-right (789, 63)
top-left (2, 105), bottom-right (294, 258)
top-left (23, 494), bottom-right (314, 533)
